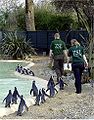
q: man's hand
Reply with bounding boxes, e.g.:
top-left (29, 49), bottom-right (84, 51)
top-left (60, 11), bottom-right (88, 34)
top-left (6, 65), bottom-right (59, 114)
top-left (66, 56), bottom-right (70, 69)
top-left (67, 63), bottom-right (70, 69)
top-left (49, 49), bottom-right (53, 59)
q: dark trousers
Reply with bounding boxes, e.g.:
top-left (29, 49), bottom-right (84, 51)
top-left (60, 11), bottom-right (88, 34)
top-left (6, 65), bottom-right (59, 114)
top-left (72, 63), bottom-right (84, 93)
top-left (54, 58), bottom-right (64, 81)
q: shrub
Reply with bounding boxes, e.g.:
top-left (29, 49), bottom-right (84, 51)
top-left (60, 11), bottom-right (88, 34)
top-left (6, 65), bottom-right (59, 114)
top-left (0, 31), bottom-right (37, 59)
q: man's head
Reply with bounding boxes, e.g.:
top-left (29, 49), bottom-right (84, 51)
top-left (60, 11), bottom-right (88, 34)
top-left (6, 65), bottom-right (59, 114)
top-left (54, 33), bottom-right (60, 39)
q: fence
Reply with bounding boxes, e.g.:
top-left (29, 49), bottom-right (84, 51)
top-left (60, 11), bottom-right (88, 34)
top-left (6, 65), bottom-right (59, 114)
top-left (0, 30), bottom-right (89, 53)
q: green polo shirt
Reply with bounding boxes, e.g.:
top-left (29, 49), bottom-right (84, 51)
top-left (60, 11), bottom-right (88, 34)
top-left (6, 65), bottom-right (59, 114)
top-left (68, 45), bottom-right (85, 63)
top-left (50, 39), bottom-right (67, 56)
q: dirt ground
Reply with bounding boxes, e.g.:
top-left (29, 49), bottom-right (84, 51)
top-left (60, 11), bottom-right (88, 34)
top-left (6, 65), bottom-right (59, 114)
top-left (2, 56), bottom-right (94, 119)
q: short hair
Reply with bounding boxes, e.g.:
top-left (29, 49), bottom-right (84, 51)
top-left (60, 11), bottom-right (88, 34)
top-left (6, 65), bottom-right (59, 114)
top-left (54, 33), bottom-right (60, 39)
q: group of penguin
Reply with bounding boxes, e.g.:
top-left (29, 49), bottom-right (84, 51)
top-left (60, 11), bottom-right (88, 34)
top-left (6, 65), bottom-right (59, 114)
top-left (2, 76), bottom-right (67, 116)
top-left (16, 64), bottom-right (35, 76)
top-left (3, 87), bottom-right (28, 116)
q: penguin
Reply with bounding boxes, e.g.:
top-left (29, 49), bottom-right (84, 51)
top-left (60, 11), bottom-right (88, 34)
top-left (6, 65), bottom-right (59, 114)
top-left (46, 76), bottom-right (55, 92)
top-left (56, 77), bottom-right (68, 90)
top-left (46, 80), bottom-right (58, 97)
top-left (17, 95), bottom-right (28, 116)
top-left (34, 89), bottom-right (42, 106)
top-left (41, 88), bottom-right (50, 103)
top-left (12, 87), bottom-right (20, 104)
top-left (30, 81), bottom-right (38, 97)
top-left (3, 90), bottom-right (13, 108)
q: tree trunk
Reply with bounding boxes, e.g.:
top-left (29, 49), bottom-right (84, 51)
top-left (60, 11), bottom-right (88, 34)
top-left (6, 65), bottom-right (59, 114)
top-left (90, 15), bottom-right (94, 80)
top-left (25, 0), bottom-right (35, 31)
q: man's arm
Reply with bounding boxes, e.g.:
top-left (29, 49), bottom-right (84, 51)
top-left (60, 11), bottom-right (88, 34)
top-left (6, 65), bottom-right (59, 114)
top-left (64, 50), bottom-right (71, 68)
top-left (63, 50), bottom-right (68, 58)
top-left (49, 49), bottom-right (53, 60)
top-left (63, 50), bottom-right (69, 63)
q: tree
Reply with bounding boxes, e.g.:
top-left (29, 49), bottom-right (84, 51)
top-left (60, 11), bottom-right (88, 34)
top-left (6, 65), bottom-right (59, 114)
top-left (0, 0), bottom-right (22, 30)
top-left (25, 0), bottom-right (35, 31)
top-left (16, 5), bottom-right (26, 30)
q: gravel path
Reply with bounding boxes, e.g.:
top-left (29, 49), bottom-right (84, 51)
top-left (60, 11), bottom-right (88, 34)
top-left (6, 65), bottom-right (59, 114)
top-left (2, 56), bottom-right (94, 119)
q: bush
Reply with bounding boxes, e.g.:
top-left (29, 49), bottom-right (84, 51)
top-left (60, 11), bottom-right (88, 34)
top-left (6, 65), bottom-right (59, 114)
top-left (0, 31), bottom-right (37, 59)
top-left (35, 8), bottom-right (76, 30)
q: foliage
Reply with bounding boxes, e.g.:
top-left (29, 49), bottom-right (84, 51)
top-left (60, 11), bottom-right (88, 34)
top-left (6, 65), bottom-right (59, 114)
top-left (16, 6), bottom-right (26, 30)
top-left (0, 11), bottom-right (9, 30)
top-left (48, 14), bottom-right (75, 30)
top-left (0, 0), bottom-right (23, 31)
top-left (35, 8), bottom-right (51, 30)
top-left (0, 0), bottom-right (90, 31)
top-left (0, 1), bottom-right (80, 31)
top-left (0, 31), bottom-right (37, 59)
top-left (35, 8), bottom-right (77, 30)
top-left (51, 0), bottom-right (92, 31)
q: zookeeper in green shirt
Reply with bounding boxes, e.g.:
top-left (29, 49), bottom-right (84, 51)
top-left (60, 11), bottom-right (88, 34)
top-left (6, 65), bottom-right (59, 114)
top-left (67, 39), bottom-right (88, 94)
top-left (49, 33), bottom-right (68, 82)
